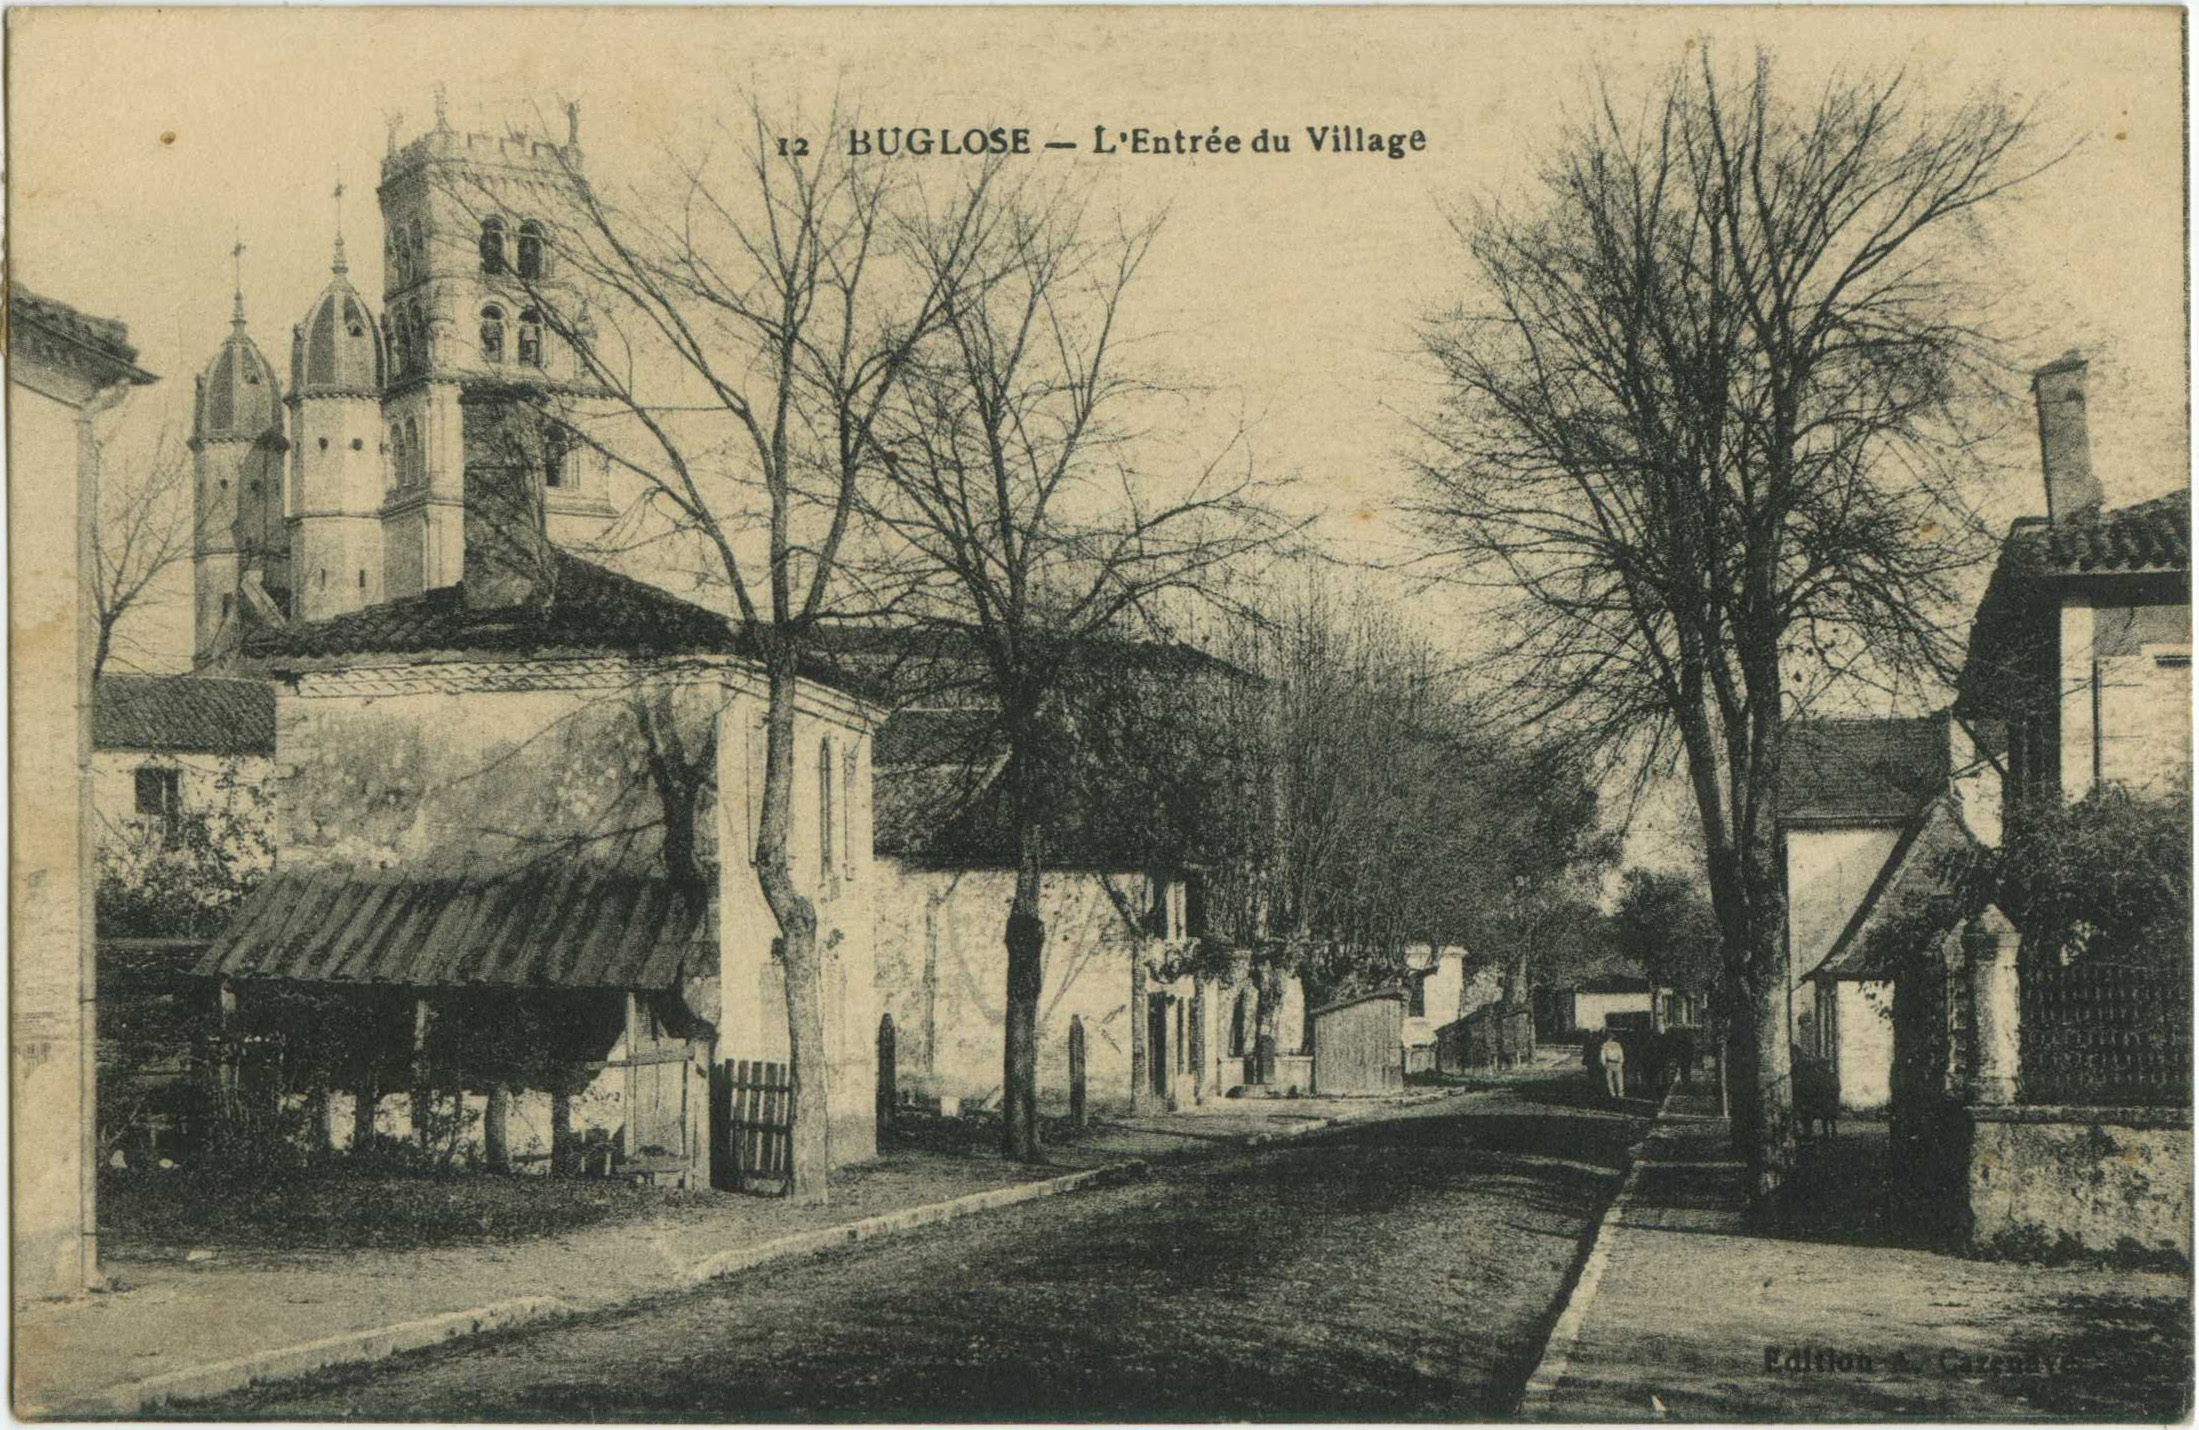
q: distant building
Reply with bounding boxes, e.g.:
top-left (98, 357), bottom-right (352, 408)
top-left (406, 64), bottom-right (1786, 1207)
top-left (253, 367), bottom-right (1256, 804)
top-left (1539, 973), bottom-right (1699, 1037)
top-left (8, 286), bottom-right (157, 1301)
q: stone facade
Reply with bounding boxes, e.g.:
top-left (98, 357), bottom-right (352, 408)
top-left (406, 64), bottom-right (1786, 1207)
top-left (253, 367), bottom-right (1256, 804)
top-left (257, 655), bottom-right (881, 1176)
top-left (7, 289), bottom-right (157, 1302)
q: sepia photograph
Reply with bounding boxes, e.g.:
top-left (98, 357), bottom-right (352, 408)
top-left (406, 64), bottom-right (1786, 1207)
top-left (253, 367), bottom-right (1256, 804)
top-left (5, 5), bottom-right (2191, 1420)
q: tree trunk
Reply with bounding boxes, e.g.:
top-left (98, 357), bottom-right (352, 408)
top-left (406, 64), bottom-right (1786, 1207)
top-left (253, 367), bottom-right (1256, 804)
top-left (1001, 841), bottom-right (1046, 1161)
top-left (999, 722), bottom-right (1048, 1163)
top-left (1745, 966), bottom-right (1795, 1219)
top-left (755, 664), bottom-right (831, 1203)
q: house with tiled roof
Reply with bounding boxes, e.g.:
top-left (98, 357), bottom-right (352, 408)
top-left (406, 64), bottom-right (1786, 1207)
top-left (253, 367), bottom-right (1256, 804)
top-left (1960, 354), bottom-right (2191, 824)
top-left (865, 645), bottom-right (1271, 1119)
top-left (92, 674), bottom-right (277, 938)
top-left (197, 503), bottom-right (888, 1187)
top-left (1780, 714), bottom-right (1964, 1110)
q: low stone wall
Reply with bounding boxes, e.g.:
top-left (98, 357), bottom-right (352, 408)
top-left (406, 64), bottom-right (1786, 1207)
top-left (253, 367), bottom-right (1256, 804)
top-left (1961, 1104), bottom-right (2192, 1264)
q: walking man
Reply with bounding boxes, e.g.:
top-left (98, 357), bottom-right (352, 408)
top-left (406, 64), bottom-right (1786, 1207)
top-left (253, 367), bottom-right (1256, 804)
top-left (1600, 1033), bottom-right (1626, 1101)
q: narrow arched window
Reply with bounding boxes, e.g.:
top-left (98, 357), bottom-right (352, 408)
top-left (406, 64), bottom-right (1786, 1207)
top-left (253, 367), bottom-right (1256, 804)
top-left (479, 216), bottom-right (506, 274)
top-left (391, 311), bottom-right (410, 379)
top-left (479, 304), bottom-right (505, 363)
top-left (408, 302), bottom-right (429, 370)
top-left (516, 220), bottom-right (544, 280)
top-left (517, 309), bottom-right (543, 368)
top-left (404, 416), bottom-right (423, 485)
top-left (409, 218), bottom-right (426, 274)
top-left (819, 737), bottom-right (836, 877)
top-left (386, 423), bottom-right (401, 490)
top-left (386, 232), bottom-right (404, 286)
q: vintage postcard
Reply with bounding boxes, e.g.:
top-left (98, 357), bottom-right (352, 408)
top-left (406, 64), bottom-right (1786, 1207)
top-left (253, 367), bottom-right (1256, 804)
top-left (6, 4), bottom-right (2190, 1420)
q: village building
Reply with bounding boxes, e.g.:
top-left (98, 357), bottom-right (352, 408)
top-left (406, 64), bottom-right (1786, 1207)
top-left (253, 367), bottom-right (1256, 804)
top-left (92, 675), bottom-right (277, 927)
top-left (1895, 349), bottom-right (2194, 1258)
top-left (8, 286), bottom-right (159, 1300)
top-left (1780, 714), bottom-right (1981, 1113)
top-left (870, 704), bottom-right (1231, 1117)
top-left (1536, 973), bottom-right (1700, 1037)
top-left (91, 676), bottom-right (278, 1169)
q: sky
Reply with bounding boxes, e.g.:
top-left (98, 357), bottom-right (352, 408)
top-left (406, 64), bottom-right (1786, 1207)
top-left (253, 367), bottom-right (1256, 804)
top-left (10, 5), bottom-right (2186, 872)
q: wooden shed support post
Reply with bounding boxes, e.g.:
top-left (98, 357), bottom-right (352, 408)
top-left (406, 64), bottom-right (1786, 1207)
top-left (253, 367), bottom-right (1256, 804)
top-left (410, 996), bottom-right (432, 1147)
top-left (550, 1092), bottom-right (575, 1176)
top-left (1068, 1016), bottom-right (1088, 1131)
top-left (214, 980), bottom-right (240, 1124)
top-left (353, 1081), bottom-right (378, 1153)
top-left (484, 1084), bottom-right (511, 1172)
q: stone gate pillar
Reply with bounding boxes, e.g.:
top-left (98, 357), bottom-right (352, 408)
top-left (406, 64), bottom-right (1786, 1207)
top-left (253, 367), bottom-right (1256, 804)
top-left (1964, 905), bottom-right (2022, 1107)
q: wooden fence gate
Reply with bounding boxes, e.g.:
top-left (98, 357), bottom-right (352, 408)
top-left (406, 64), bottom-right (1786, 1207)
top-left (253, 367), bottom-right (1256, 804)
top-left (711, 1059), bottom-right (794, 1195)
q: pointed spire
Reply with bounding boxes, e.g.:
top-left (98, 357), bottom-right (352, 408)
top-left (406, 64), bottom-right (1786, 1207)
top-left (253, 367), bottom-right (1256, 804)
top-left (433, 83), bottom-right (450, 132)
top-left (330, 177), bottom-right (348, 274)
top-left (230, 231), bottom-right (248, 326)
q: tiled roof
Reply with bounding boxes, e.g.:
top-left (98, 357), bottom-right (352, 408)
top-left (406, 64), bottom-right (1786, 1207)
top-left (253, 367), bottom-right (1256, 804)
top-left (200, 864), bottom-right (706, 989)
top-left (2018, 489), bottom-right (2190, 578)
top-left (1808, 798), bottom-right (1980, 981)
top-left (244, 552), bottom-right (739, 664)
top-left (8, 286), bottom-right (157, 382)
top-left (93, 675), bottom-right (275, 755)
top-left (1780, 717), bottom-right (1948, 826)
top-left (1960, 490), bottom-right (2191, 717)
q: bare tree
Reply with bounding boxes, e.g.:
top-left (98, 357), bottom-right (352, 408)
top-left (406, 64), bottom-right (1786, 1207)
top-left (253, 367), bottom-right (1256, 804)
top-left (868, 185), bottom-right (1298, 1161)
top-left (91, 425), bottom-right (193, 679)
top-left (1213, 582), bottom-right (1611, 1075)
top-left (443, 100), bottom-right (1000, 1200)
top-left (1411, 52), bottom-right (2051, 1210)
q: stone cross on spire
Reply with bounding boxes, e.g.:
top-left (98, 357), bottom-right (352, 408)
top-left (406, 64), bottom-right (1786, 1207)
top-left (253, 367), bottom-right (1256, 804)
top-left (231, 232), bottom-right (247, 325)
top-left (331, 178), bottom-right (348, 274)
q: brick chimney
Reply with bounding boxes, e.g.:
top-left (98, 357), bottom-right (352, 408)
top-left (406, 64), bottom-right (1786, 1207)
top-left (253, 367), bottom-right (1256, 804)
top-left (2031, 350), bottom-right (2104, 521)
top-left (460, 399), bottom-right (556, 610)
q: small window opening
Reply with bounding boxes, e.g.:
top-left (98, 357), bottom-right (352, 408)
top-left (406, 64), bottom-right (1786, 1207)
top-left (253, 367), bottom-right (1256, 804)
top-left (517, 220), bottom-right (544, 280)
top-left (479, 216), bottom-right (507, 275)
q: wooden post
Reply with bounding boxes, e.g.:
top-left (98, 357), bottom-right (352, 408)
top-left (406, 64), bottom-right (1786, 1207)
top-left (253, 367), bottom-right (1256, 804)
top-left (876, 1014), bottom-right (897, 1135)
top-left (215, 979), bottom-right (240, 1124)
top-left (484, 1084), bottom-right (511, 1172)
top-left (352, 1082), bottom-right (378, 1153)
top-left (410, 996), bottom-right (432, 1146)
top-left (550, 1091), bottom-right (575, 1176)
top-left (1068, 1016), bottom-right (1088, 1130)
top-left (305, 1083), bottom-right (334, 1158)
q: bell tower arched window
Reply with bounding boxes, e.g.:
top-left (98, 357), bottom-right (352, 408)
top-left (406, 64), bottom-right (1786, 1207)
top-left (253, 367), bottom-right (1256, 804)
top-left (516, 220), bottom-right (544, 280)
top-left (480, 305), bottom-right (505, 363)
top-left (404, 416), bottom-right (423, 486)
top-left (390, 311), bottom-right (410, 380)
top-left (517, 309), bottom-right (543, 368)
top-left (409, 218), bottom-right (426, 277)
top-left (479, 216), bottom-right (506, 275)
top-left (386, 422), bottom-right (401, 491)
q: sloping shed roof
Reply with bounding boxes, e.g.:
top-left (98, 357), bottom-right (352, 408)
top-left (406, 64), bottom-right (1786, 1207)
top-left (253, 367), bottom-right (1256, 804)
top-left (2019, 490), bottom-right (2190, 579)
top-left (1309, 987), bottom-right (1407, 1020)
top-left (1781, 717), bottom-right (1949, 827)
top-left (1808, 798), bottom-right (1980, 982)
top-left (95, 674), bottom-right (276, 755)
top-left (199, 865), bottom-right (708, 989)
